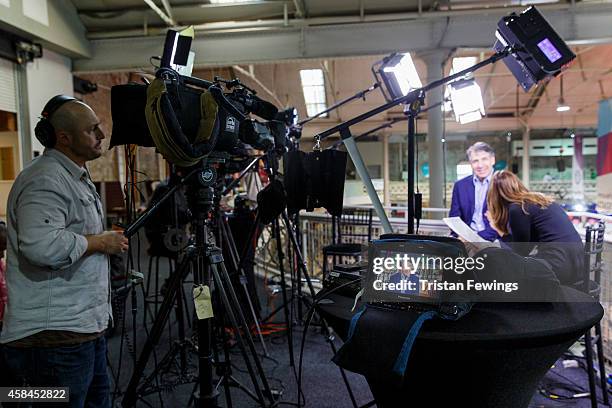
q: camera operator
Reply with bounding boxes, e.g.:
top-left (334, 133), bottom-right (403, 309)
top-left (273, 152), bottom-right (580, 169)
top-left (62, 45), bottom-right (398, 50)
top-left (0, 96), bottom-right (128, 407)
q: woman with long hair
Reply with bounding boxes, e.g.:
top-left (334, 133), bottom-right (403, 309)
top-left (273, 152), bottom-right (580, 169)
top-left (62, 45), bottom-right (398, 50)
top-left (486, 170), bottom-right (583, 285)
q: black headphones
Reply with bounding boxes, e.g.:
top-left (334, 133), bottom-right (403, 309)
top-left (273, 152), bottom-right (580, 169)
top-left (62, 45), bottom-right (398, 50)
top-left (34, 95), bottom-right (77, 148)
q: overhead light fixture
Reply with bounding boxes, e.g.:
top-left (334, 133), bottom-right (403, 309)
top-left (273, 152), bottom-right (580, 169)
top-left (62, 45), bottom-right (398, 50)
top-left (372, 52), bottom-right (422, 102)
top-left (556, 102), bottom-right (570, 112)
top-left (449, 79), bottom-right (486, 124)
top-left (556, 75), bottom-right (570, 112)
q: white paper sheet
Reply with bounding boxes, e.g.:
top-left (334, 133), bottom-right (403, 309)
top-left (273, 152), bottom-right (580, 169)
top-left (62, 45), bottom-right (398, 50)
top-left (443, 216), bottom-right (488, 243)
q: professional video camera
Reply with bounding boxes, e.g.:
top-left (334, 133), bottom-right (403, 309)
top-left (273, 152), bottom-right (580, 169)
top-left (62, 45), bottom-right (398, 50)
top-left (220, 82), bottom-right (296, 154)
top-left (109, 30), bottom-right (296, 168)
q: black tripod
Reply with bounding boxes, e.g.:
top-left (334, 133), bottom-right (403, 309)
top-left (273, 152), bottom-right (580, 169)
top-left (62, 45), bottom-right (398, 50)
top-left (240, 152), bottom-right (359, 407)
top-left (122, 160), bottom-right (276, 408)
top-left (216, 208), bottom-right (269, 357)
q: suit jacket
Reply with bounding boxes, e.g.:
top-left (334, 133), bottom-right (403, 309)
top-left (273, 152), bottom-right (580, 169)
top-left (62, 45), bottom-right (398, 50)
top-left (449, 175), bottom-right (499, 241)
top-left (388, 272), bottom-right (419, 295)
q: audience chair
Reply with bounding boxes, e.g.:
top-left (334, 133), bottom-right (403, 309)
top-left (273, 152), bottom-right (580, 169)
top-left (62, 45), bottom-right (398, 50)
top-left (578, 220), bottom-right (608, 408)
top-left (322, 207), bottom-right (373, 277)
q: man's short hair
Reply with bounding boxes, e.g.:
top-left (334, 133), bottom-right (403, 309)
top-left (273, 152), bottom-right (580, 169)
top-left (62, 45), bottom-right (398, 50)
top-left (466, 142), bottom-right (495, 160)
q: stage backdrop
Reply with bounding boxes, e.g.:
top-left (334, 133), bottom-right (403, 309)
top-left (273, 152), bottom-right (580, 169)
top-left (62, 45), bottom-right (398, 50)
top-left (597, 98), bottom-right (612, 214)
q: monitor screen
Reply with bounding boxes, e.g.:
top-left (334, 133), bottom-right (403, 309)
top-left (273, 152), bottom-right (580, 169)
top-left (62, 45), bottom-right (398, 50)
top-left (373, 249), bottom-right (444, 300)
top-left (537, 38), bottom-right (563, 63)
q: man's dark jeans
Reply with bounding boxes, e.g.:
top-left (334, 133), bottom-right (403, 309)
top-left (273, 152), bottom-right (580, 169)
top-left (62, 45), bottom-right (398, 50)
top-left (1, 336), bottom-right (110, 408)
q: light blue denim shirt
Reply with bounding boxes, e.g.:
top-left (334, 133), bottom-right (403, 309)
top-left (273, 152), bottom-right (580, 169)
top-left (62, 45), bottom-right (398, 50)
top-left (470, 172), bottom-right (492, 232)
top-left (0, 149), bottom-right (111, 343)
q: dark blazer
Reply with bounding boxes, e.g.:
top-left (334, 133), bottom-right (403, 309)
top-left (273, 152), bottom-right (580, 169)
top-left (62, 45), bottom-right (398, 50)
top-left (503, 202), bottom-right (584, 285)
top-left (388, 272), bottom-right (419, 294)
top-left (449, 175), bottom-right (499, 241)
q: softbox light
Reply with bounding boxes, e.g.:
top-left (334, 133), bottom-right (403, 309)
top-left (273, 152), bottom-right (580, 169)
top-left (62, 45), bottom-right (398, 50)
top-left (374, 52), bottom-right (422, 102)
top-left (494, 6), bottom-right (575, 91)
top-left (449, 79), bottom-right (486, 124)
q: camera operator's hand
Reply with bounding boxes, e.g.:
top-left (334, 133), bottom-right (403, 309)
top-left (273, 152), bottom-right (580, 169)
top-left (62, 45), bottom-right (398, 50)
top-left (86, 231), bottom-right (129, 255)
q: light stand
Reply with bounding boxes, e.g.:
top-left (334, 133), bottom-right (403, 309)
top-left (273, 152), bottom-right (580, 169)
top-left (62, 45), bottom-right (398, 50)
top-left (315, 49), bottom-right (512, 234)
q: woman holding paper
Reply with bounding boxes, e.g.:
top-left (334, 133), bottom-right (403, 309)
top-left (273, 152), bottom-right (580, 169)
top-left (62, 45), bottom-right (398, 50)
top-left (485, 170), bottom-right (583, 285)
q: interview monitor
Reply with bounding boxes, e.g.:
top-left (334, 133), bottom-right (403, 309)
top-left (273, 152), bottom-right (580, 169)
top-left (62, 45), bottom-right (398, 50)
top-left (494, 6), bottom-right (575, 91)
top-left (362, 239), bottom-right (469, 307)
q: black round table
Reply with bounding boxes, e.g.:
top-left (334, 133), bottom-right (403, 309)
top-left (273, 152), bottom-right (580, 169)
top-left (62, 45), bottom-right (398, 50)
top-left (317, 287), bottom-right (603, 408)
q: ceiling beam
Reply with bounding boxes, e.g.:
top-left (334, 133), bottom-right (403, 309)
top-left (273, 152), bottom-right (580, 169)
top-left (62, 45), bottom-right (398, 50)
top-left (74, 3), bottom-right (612, 72)
top-left (161, 0), bottom-right (175, 23)
top-left (293, 0), bottom-right (304, 18)
top-left (143, 0), bottom-right (176, 26)
top-left (78, 1), bottom-right (283, 14)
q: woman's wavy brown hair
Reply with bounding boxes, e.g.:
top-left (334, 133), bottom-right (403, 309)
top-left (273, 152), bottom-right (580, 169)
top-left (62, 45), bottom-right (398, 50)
top-left (486, 170), bottom-right (553, 235)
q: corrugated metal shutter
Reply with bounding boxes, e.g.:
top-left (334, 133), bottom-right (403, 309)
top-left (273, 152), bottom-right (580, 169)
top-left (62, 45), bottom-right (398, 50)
top-left (0, 58), bottom-right (17, 113)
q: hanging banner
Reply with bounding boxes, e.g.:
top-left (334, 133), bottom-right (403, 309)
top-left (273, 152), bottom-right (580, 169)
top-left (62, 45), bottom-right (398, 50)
top-left (572, 135), bottom-right (584, 202)
top-left (596, 98), bottom-right (612, 213)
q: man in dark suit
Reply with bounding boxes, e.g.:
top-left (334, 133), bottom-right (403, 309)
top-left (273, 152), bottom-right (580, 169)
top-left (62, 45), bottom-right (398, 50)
top-left (388, 264), bottom-right (419, 295)
top-left (449, 142), bottom-right (499, 241)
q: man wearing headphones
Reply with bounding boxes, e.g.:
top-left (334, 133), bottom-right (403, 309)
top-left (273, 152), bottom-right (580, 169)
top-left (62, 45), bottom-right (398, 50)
top-left (0, 95), bottom-right (128, 407)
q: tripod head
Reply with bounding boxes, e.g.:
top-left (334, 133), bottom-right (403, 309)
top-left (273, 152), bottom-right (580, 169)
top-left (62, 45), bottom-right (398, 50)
top-left (123, 152), bottom-right (232, 239)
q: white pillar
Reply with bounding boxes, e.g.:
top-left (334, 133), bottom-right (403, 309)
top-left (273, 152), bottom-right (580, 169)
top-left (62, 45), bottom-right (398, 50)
top-left (423, 50), bottom-right (446, 212)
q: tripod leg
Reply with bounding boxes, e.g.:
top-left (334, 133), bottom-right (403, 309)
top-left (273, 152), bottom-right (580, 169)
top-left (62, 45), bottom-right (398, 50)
top-left (175, 268), bottom-right (188, 372)
top-left (595, 323), bottom-right (609, 405)
top-left (585, 328), bottom-right (598, 408)
top-left (222, 216), bottom-right (261, 316)
top-left (238, 211), bottom-right (262, 274)
top-left (122, 251), bottom-right (196, 408)
top-left (227, 376), bottom-right (262, 403)
top-left (273, 218), bottom-right (295, 367)
top-left (210, 263), bottom-right (267, 407)
top-left (155, 256), bottom-right (160, 316)
top-left (280, 212), bottom-right (317, 301)
top-left (294, 213), bottom-right (304, 321)
top-left (281, 211), bottom-right (359, 408)
top-left (194, 256), bottom-right (217, 408)
top-left (325, 325), bottom-right (359, 408)
top-left (214, 317), bottom-right (234, 408)
top-left (216, 261), bottom-right (277, 403)
top-left (220, 216), bottom-right (269, 357)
